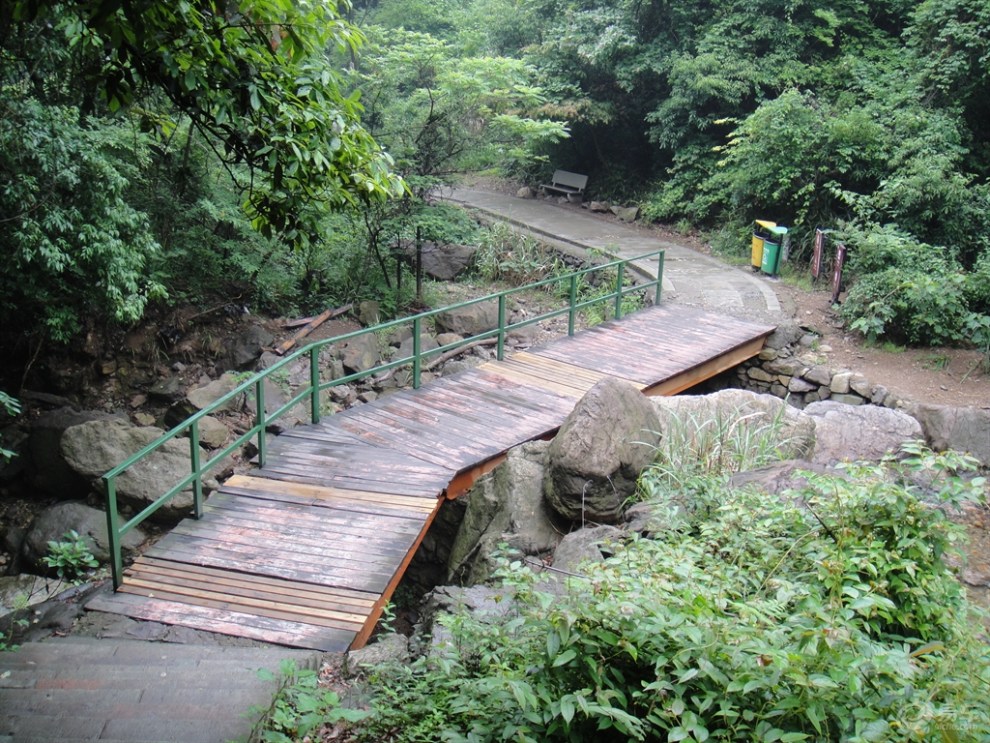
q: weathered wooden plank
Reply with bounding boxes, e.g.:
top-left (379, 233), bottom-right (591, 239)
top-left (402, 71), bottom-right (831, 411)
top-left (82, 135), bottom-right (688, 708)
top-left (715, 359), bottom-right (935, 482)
top-left (177, 508), bottom-right (421, 554)
top-left (205, 496), bottom-right (429, 538)
top-left (475, 361), bottom-right (592, 398)
top-left (256, 465), bottom-right (445, 498)
top-left (142, 538), bottom-right (397, 593)
top-left (86, 591), bottom-right (355, 652)
top-left (154, 526), bottom-right (416, 574)
top-left (168, 520), bottom-right (415, 567)
top-left (221, 474), bottom-right (440, 511)
top-left (133, 556), bottom-right (377, 608)
top-left (121, 576), bottom-right (367, 630)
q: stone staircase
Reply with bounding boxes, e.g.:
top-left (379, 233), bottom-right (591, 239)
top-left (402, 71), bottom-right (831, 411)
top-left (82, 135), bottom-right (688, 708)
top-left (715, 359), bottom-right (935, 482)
top-left (0, 637), bottom-right (319, 743)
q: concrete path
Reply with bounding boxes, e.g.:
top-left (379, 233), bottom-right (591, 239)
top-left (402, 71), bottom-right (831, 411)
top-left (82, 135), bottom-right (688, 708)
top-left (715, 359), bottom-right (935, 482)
top-left (0, 637), bottom-right (317, 742)
top-left (446, 188), bottom-right (784, 323)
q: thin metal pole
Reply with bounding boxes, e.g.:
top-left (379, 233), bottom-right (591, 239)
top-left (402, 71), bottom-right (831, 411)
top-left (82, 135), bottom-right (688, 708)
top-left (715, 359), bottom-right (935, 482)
top-left (105, 477), bottom-right (122, 589)
top-left (497, 295), bottom-right (506, 360)
top-left (413, 317), bottom-right (422, 388)
top-left (568, 274), bottom-right (577, 335)
top-left (614, 263), bottom-right (625, 319)
top-left (656, 252), bottom-right (664, 304)
top-left (256, 379), bottom-right (267, 467)
top-left (310, 345), bottom-right (321, 424)
top-left (190, 421), bottom-right (203, 519)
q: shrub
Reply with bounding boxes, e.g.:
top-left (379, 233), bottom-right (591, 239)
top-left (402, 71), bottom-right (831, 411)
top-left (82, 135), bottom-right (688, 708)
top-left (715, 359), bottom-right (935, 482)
top-left (282, 446), bottom-right (989, 742)
top-left (838, 224), bottom-right (973, 345)
top-left (42, 530), bottom-right (98, 583)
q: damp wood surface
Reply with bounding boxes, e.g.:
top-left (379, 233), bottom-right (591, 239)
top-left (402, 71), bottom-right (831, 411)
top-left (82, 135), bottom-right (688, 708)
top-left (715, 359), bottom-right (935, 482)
top-left (91, 304), bottom-right (774, 651)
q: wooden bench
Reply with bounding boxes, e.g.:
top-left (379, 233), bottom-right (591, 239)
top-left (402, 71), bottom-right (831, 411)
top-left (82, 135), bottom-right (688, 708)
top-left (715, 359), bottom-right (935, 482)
top-left (540, 170), bottom-right (588, 202)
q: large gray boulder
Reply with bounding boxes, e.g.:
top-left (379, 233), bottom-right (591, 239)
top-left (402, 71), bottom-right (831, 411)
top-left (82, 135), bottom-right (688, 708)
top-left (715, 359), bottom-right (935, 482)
top-left (228, 324), bottom-right (275, 368)
top-left (652, 389), bottom-right (816, 461)
top-left (403, 242), bottom-right (479, 281)
top-left (550, 525), bottom-right (622, 576)
top-left (417, 584), bottom-right (517, 653)
top-left (544, 378), bottom-right (661, 524)
top-left (340, 334), bottom-right (382, 375)
top-left (447, 442), bottom-right (561, 584)
top-left (21, 501), bottom-right (147, 569)
top-left (434, 300), bottom-right (499, 337)
top-left (728, 460), bottom-right (841, 498)
top-left (804, 401), bottom-right (923, 465)
top-left (906, 404), bottom-right (990, 467)
top-left (27, 408), bottom-right (122, 498)
top-left (185, 373), bottom-right (244, 412)
top-left (60, 419), bottom-right (212, 522)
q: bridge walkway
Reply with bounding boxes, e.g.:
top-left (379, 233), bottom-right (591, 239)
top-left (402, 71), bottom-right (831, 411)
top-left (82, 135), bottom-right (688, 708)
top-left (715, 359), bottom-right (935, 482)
top-left (88, 304), bottom-right (775, 651)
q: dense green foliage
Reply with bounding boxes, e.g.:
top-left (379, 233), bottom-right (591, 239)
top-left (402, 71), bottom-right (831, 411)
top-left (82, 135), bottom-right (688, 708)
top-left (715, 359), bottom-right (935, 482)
top-left (445, 0), bottom-right (990, 348)
top-left (266, 445), bottom-right (989, 741)
top-left (3, 0), bottom-right (988, 367)
top-left (0, 0), bottom-right (566, 374)
top-left (0, 392), bottom-right (20, 462)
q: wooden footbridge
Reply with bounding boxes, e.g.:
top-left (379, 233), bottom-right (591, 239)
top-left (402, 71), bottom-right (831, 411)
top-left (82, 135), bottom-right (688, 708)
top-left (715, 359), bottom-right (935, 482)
top-left (90, 253), bottom-right (775, 651)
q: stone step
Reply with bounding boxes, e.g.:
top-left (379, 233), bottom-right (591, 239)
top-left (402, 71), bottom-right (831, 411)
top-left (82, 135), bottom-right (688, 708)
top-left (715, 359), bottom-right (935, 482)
top-left (0, 637), bottom-right (320, 743)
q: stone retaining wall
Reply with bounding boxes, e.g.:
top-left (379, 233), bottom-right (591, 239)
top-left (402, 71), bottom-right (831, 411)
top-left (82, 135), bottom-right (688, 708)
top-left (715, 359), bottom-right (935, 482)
top-left (722, 322), bottom-right (903, 410)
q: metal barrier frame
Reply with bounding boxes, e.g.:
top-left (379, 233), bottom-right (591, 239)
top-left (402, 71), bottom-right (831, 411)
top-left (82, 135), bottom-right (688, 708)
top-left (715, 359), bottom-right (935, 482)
top-left (103, 250), bottom-right (664, 587)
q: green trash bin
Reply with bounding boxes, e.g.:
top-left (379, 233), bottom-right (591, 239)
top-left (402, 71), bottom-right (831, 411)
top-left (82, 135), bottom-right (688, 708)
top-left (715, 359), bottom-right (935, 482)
top-left (760, 226), bottom-right (788, 276)
top-left (752, 220), bottom-right (776, 269)
top-left (760, 240), bottom-right (780, 275)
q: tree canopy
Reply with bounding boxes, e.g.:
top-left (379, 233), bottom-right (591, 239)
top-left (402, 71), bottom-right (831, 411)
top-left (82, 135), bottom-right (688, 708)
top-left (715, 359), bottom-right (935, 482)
top-left (2, 0), bottom-right (988, 366)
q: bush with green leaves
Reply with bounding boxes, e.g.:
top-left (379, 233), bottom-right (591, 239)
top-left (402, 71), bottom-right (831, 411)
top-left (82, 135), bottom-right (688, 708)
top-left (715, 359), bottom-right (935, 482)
top-left (0, 391), bottom-right (20, 462)
top-left (42, 530), bottom-right (99, 584)
top-left (836, 225), bottom-right (979, 346)
top-left (252, 661), bottom-right (367, 743)
top-left (273, 444), bottom-right (988, 742)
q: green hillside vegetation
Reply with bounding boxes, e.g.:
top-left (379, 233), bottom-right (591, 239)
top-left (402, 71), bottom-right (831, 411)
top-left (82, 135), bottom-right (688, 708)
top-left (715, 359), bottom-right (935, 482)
top-left (3, 0), bottom-right (989, 376)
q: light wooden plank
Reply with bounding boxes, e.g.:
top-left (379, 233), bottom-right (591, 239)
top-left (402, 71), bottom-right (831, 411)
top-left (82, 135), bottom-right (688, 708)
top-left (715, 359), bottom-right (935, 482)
top-left (222, 474), bottom-right (440, 511)
top-left (121, 576), bottom-right (367, 629)
top-left (86, 592), bottom-right (354, 651)
top-left (133, 557), bottom-right (377, 609)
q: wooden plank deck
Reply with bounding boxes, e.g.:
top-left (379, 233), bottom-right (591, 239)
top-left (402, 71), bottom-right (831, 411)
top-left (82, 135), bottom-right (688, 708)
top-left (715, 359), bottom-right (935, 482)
top-left (88, 304), bottom-right (775, 651)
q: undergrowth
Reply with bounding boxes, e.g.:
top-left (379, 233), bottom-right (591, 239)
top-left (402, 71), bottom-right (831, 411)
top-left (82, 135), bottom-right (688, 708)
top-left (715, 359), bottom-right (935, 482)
top-left (260, 442), bottom-right (989, 742)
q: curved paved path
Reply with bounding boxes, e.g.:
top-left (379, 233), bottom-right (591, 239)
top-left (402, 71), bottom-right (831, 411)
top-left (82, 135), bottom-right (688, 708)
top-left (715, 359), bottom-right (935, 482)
top-left (447, 188), bottom-right (784, 322)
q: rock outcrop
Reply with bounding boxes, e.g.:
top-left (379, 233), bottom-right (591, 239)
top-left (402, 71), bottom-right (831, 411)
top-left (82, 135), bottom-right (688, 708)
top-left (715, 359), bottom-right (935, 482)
top-left (60, 419), bottom-right (223, 522)
top-left (544, 377), bottom-right (661, 524)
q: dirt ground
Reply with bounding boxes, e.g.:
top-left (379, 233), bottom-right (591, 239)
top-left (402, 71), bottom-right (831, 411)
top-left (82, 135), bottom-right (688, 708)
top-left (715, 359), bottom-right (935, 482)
top-left (772, 280), bottom-right (990, 409)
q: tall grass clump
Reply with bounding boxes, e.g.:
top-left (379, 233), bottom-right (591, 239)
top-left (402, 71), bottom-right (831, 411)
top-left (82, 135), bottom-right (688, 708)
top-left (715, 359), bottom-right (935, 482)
top-left (473, 222), bottom-right (565, 284)
top-left (637, 401), bottom-right (802, 510)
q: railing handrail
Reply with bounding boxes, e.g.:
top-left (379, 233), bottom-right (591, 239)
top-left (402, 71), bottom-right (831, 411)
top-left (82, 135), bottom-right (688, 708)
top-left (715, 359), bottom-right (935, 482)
top-left (103, 250), bottom-right (665, 587)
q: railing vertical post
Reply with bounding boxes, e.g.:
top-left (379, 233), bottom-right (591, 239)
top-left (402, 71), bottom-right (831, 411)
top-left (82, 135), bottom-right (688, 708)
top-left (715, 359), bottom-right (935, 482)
top-left (413, 317), bottom-right (422, 389)
top-left (614, 263), bottom-right (625, 320)
top-left (568, 274), bottom-right (577, 336)
top-left (190, 420), bottom-right (203, 519)
top-left (104, 476), bottom-right (122, 589)
top-left (497, 295), bottom-right (506, 360)
top-left (310, 345), bottom-right (321, 424)
top-left (656, 252), bottom-right (664, 304)
top-left (255, 379), bottom-right (267, 467)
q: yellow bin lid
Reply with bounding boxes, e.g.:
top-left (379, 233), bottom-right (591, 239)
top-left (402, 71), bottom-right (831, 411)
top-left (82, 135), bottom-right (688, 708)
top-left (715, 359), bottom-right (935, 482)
top-left (755, 219), bottom-right (777, 229)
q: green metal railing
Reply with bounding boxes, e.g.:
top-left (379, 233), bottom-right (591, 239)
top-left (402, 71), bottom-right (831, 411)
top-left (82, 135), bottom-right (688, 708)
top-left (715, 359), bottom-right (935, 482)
top-left (102, 250), bottom-right (665, 587)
